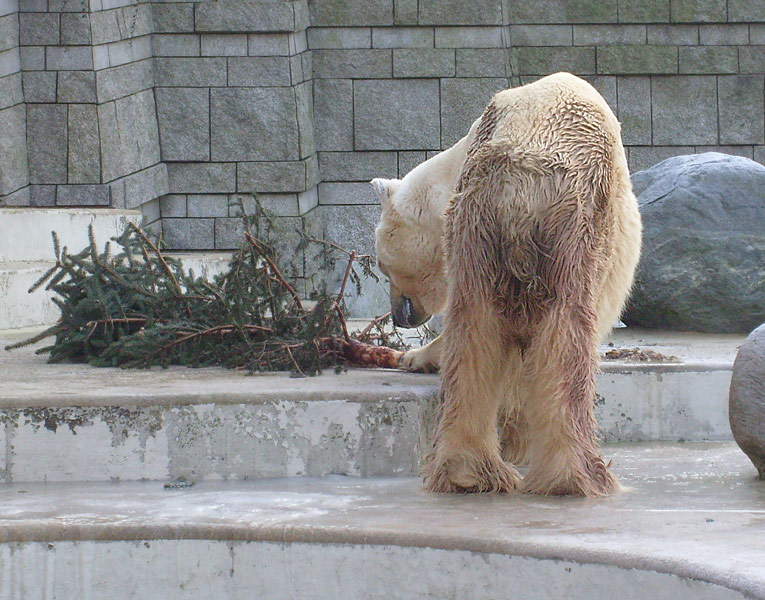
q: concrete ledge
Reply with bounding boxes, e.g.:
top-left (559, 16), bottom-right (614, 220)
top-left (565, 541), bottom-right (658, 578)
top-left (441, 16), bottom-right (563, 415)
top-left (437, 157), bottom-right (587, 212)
top-left (0, 444), bottom-right (761, 599)
top-left (0, 208), bottom-right (143, 330)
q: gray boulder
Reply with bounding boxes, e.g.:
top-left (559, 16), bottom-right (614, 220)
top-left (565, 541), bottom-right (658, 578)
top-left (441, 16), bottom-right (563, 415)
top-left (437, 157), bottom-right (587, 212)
top-left (729, 323), bottom-right (765, 479)
top-left (624, 153), bottom-right (765, 333)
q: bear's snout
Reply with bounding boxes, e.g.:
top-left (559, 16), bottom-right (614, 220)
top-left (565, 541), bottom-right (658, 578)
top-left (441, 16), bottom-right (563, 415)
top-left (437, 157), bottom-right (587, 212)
top-left (392, 294), bottom-right (430, 329)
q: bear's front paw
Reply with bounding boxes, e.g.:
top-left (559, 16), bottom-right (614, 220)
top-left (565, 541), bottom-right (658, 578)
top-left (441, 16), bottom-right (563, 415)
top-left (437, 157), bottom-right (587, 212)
top-left (423, 452), bottom-right (521, 493)
top-left (399, 347), bottom-right (439, 373)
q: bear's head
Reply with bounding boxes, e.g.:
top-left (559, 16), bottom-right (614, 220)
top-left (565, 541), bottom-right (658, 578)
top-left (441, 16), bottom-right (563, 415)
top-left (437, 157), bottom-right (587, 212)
top-left (372, 177), bottom-right (449, 328)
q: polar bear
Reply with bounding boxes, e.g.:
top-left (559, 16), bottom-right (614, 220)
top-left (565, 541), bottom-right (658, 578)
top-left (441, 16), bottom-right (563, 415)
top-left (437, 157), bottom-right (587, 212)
top-left (372, 73), bottom-right (642, 497)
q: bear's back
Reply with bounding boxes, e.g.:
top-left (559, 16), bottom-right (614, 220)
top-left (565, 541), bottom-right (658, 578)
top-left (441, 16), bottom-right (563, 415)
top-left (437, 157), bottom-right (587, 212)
top-left (485, 73), bottom-right (621, 171)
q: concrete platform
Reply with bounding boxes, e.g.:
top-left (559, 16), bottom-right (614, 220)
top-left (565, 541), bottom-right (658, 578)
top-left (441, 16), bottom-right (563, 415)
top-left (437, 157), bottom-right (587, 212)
top-left (0, 444), bottom-right (762, 599)
top-left (0, 325), bottom-right (760, 598)
top-left (0, 327), bottom-right (746, 483)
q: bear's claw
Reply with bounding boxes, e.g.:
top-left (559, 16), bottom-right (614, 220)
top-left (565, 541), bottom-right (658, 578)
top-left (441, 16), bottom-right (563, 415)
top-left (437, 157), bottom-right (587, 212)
top-left (399, 348), bottom-right (439, 373)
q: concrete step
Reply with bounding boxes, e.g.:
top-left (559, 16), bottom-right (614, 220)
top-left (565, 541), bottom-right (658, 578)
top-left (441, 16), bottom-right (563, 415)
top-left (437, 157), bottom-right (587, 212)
top-left (0, 208), bottom-right (143, 330)
top-left (0, 252), bottom-right (233, 330)
top-left (0, 205), bottom-right (233, 329)
top-left (0, 327), bottom-right (744, 484)
top-left (0, 443), bottom-right (761, 599)
top-left (167, 251), bottom-right (232, 282)
top-left (0, 208), bottom-right (142, 263)
top-left (0, 262), bottom-right (59, 329)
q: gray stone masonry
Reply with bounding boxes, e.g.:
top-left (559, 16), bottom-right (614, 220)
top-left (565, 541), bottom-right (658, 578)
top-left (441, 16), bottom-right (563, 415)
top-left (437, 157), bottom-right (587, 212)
top-left (1, 0), bottom-right (764, 263)
top-left (148, 0), bottom-right (317, 248)
top-left (0, 1), bottom-right (27, 205)
top-left (0, 103), bottom-right (28, 198)
top-left (354, 78), bottom-right (440, 150)
top-left (3, 0), bottom-right (166, 208)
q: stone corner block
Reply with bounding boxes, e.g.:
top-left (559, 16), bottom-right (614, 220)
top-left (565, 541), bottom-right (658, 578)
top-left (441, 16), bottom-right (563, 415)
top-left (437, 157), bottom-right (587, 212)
top-left (211, 87), bottom-right (301, 162)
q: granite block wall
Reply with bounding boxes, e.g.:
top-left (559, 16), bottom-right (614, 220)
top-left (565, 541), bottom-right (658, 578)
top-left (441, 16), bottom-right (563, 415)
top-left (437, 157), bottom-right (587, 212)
top-left (6, 0), bottom-right (166, 215)
top-left (309, 0), bottom-right (765, 240)
top-left (304, 1), bottom-right (764, 293)
top-left (1, 0), bottom-right (763, 274)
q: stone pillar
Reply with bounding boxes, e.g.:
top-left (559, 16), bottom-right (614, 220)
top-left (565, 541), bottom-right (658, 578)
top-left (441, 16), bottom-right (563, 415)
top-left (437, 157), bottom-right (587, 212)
top-left (0, 0), bottom-right (29, 206)
top-left (90, 1), bottom-right (167, 214)
top-left (152, 0), bottom-right (317, 253)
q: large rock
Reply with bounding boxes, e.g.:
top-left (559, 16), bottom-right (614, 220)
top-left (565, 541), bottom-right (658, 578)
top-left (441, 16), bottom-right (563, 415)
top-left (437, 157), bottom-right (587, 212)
top-left (729, 323), bottom-right (765, 479)
top-left (624, 153), bottom-right (765, 333)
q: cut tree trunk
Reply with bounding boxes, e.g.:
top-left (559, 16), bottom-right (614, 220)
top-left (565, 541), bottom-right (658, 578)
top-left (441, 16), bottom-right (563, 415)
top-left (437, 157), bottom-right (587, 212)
top-left (343, 339), bottom-right (404, 369)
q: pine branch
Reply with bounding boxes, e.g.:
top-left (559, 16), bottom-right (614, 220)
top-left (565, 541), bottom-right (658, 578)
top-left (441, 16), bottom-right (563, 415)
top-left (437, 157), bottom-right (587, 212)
top-left (244, 230), bottom-right (304, 312)
top-left (128, 222), bottom-right (183, 295)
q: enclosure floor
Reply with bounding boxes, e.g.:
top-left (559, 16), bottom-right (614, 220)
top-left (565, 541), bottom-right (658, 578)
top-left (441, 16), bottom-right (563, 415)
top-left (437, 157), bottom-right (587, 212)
top-left (0, 443), bottom-right (762, 597)
top-left (0, 329), bottom-right (761, 596)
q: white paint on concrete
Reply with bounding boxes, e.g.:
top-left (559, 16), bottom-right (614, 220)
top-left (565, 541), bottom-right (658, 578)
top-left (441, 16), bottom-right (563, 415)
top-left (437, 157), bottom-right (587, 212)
top-left (596, 370), bottom-right (734, 441)
top-left (0, 325), bottom-right (744, 482)
top-left (0, 208), bottom-right (143, 330)
top-left (0, 210), bottom-right (236, 331)
top-left (0, 366), bottom-right (733, 483)
top-left (166, 252), bottom-right (232, 282)
top-left (0, 262), bottom-right (59, 329)
top-left (9, 415), bottom-right (170, 483)
top-left (1, 398), bottom-right (422, 483)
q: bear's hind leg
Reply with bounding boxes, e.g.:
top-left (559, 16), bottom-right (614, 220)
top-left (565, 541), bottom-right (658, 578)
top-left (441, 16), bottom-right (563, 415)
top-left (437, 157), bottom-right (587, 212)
top-left (500, 404), bottom-right (529, 466)
top-left (423, 299), bottom-right (522, 493)
top-left (521, 305), bottom-right (618, 497)
top-left (498, 361), bottom-right (529, 466)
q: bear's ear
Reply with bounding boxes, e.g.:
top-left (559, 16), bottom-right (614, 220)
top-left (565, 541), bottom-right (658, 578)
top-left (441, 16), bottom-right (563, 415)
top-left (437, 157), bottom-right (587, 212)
top-left (371, 178), bottom-right (399, 207)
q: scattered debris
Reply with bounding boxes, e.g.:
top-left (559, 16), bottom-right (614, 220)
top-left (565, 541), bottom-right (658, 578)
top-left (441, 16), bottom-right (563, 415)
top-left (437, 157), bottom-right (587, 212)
top-left (602, 347), bottom-right (681, 363)
top-left (164, 478), bottom-right (195, 490)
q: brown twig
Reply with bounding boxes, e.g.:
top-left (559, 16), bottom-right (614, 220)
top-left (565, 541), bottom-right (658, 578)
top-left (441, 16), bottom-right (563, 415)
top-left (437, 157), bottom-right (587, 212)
top-left (285, 345), bottom-right (307, 377)
top-left (150, 324), bottom-right (274, 359)
top-left (244, 231), bottom-right (304, 312)
top-left (331, 251), bottom-right (356, 343)
top-left (336, 250), bottom-right (355, 305)
top-left (356, 311), bottom-right (392, 341)
top-left (86, 317), bottom-right (148, 327)
top-left (83, 317), bottom-right (148, 342)
top-left (301, 235), bottom-right (374, 261)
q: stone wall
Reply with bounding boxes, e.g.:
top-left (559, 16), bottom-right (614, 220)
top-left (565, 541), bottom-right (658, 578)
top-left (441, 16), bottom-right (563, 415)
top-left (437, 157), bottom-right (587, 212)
top-left (305, 0), bottom-right (764, 294)
top-left (1, 0), bottom-right (763, 268)
top-left (309, 0), bottom-right (764, 219)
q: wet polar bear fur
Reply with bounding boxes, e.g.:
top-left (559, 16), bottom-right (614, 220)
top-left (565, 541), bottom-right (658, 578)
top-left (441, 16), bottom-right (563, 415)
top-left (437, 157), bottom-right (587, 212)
top-left (373, 73), bottom-right (642, 497)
